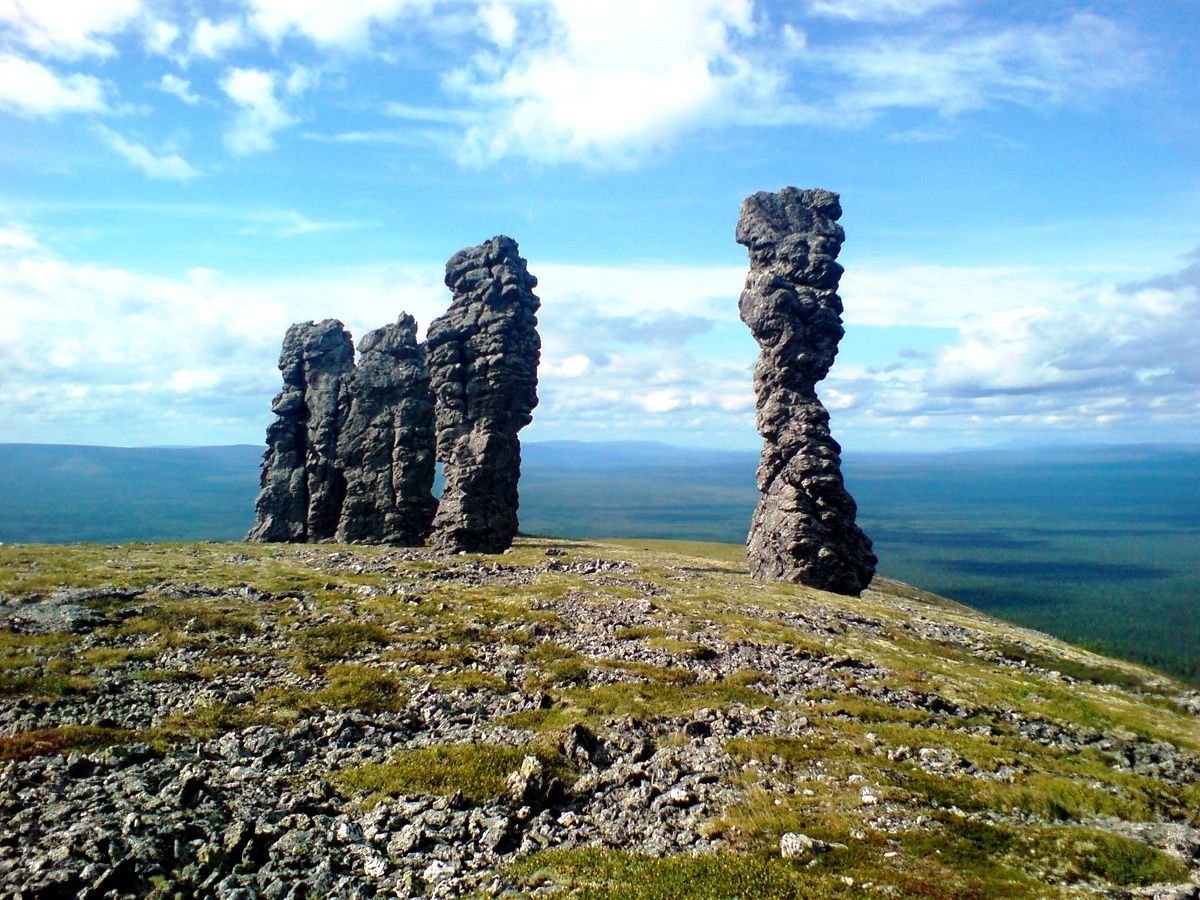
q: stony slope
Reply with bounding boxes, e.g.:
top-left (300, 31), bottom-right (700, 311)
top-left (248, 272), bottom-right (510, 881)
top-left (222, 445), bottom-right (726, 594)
top-left (0, 539), bottom-right (1197, 898)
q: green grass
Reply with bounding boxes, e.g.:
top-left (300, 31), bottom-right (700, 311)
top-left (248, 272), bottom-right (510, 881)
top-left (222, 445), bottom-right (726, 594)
top-left (293, 621), bottom-right (394, 661)
top-left (332, 742), bottom-right (574, 807)
top-left (503, 674), bottom-right (771, 731)
top-left (508, 848), bottom-right (848, 899)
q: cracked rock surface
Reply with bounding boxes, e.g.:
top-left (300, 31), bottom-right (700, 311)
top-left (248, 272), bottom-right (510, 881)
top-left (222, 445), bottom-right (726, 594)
top-left (737, 187), bottom-right (877, 595)
top-left (425, 236), bottom-right (541, 554)
top-left (247, 319), bottom-right (355, 544)
top-left (336, 315), bottom-right (437, 546)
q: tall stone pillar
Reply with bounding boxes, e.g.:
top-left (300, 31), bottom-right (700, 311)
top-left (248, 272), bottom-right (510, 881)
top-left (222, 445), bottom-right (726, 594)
top-left (736, 188), bottom-right (876, 595)
top-left (247, 319), bottom-right (354, 542)
top-left (335, 314), bottom-right (437, 545)
top-left (425, 236), bottom-right (541, 553)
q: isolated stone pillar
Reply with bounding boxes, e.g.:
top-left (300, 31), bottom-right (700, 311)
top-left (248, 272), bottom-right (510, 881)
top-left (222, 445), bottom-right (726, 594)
top-left (736, 187), bottom-right (876, 595)
top-left (335, 314), bottom-right (437, 545)
top-left (247, 319), bottom-right (354, 542)
top-left (425, 236), bottom-right (541, 553)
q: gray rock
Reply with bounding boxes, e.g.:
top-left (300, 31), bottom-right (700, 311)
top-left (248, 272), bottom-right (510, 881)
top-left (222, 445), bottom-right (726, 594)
top-left (426, 236), bottom-right (541, 554)
top-left (736, 188), bottom-right (877, 595)
top-left (335, 314), bottom-right (438, 545)
top-left (780, 831), bottom-right (843, 858)
top-left (247, 319), bottom-right (355, 543)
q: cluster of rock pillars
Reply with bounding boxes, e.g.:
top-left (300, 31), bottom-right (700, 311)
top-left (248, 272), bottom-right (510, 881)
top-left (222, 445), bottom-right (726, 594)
top-left (248, 189), bottom-right (878, 596)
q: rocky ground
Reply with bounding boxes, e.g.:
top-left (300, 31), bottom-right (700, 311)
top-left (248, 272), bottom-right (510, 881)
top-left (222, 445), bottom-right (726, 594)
top-left (0, 539), bottom-right (1198, 898)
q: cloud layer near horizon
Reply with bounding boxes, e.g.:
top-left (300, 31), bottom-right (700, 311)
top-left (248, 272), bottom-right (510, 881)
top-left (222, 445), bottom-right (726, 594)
top-left (2, 225), bottom-right (1195, 449)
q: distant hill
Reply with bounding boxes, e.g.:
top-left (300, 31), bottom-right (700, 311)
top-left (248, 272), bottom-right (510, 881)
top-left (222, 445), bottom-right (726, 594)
top-left (1, 440), bottom-right (1198, 682)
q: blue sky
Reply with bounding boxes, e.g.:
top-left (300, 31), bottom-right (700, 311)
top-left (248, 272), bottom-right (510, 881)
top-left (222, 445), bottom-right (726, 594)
top-left (1, 0), bottom-right (1198, 452)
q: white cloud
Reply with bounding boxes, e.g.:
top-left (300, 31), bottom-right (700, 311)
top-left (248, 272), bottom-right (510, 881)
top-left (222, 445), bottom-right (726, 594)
top-left (0, 0), bottom-right (143, 59)
top-left (283, 64), bottom-right (317, 95)
top-left (449, 0), bottom-right (769, 166)
top-left (556, 353), bottom-right (590, 378)
top-left (4, 222), bottom-right (1197, 449)
top-left (413, 3), bottom-right (1139, 167)
top-left (840, 263), bottom-right (1082, 328)
top-left (639, 389), bottom-right (686, 414)
top-left (95, 126), bottom-right (200, 180)
top-left (169, 368), bottom-right (222, 393)
top-left (143, 18), bottom-right (180, 56)
top-left (237, 209), bottom-right (375, 237)
top-left (0, 53), bottom-right (107, 116)
top-left (820, 12), bottom-right (1142, 121)
top-left (190, 17), bottom-right (247, 60)
top-left (220, 67), bottom-right (297, 155)
top-left (158, 73), bottom-right (199, 105)
top-left (0, 223), bottom-right (39, 251)
top-left (807, 0), bottom-right (960, 21)
top-left (931, 278), bottom-right (1200, 399)
top-left (537, 261), bottom-right (745, 321)
top-left (0, 232), bottom-right (453, 445)
top-left (825, 255), bottom-right (1200, 446)
top-left (246, 0), bottom-right (429, 48)
top-left (479, 1), bottom-right (517, 48)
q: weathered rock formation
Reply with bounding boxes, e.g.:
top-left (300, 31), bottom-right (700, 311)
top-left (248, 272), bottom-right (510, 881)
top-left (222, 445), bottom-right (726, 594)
top-left (247, 319), bottom-right (354, 543)
top-left (425, 236), bottom-right (541, 553)
top-left (736, 187), bottom-right (876, 595)
top-left (335, 314), bottom-right (438, 545)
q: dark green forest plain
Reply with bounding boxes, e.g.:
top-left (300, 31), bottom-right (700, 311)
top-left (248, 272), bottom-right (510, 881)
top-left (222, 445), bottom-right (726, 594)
top-left (0, 441), bottom-right (1196, 683)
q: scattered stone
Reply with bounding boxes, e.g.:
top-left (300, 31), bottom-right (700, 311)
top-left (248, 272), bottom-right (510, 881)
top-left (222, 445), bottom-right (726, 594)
top-left (736, 187), bottom-right (877, 595)
top-left (780, 832), bottom-right (839, 859)
top-left (505, 755), bottom-right (558, 808)
top-left (3, 540), bottom-right (1197, 897)
top-left (426, 236), bottom-right (541, 553)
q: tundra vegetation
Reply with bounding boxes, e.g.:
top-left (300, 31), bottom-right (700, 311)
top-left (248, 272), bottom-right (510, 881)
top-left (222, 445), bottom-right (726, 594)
top-left (0, 539), bottom-right (1197, 897)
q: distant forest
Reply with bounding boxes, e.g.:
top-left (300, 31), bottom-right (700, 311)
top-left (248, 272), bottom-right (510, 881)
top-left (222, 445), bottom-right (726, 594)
top-left (1, 441), bottom-right (1197, 683)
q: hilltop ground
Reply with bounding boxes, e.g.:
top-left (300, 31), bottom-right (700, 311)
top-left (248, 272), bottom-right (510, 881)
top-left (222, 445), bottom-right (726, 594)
top-left (0, 539), bottom-right (1197, 898)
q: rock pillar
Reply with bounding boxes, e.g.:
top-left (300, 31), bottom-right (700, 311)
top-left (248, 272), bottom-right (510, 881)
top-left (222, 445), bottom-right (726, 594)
top-left (736, 187), bottom-right (876, 595)
top-left (247, 319), bottom-right (354, 542)
top-left (335, 314), bottom-right (438, 545)
top-left (425, 236), bottom-right (541, 553)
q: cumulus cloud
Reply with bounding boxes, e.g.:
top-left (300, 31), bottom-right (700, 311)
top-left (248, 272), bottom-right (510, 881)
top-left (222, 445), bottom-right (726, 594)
top-left (308, 1), bottom-right (1139, 168)
top-left (0, 0), bottom-right (143, 59)
top-left (0, 229), bottom-right (451, 445)
top-left (0, 53), bottom-right (108, 116)
top-left (448, 0), bottom-right (770, 166)
top-left (220, 67), bottom-right (300, 155)
top-left (932, 272), bottom-right (1200, 401)
top-left (157, 73), bottom-right (199, 105)
top-left (95, 126), bottom-right (200, 180)
top-left (190, 17), bottom-right (247, 60)
top-left (840, 264), bottom-right (1082, 328)
top-left (142, 18), bottom-right (180, 56)
top-left (0, 223), bottom-right (39, 251)
top-left (4, 221), bottom-right (1197, 449)
top-left (825, 254), bottom-right (1200, 445)
top-left (245, 0), bottom-right (429, 48)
